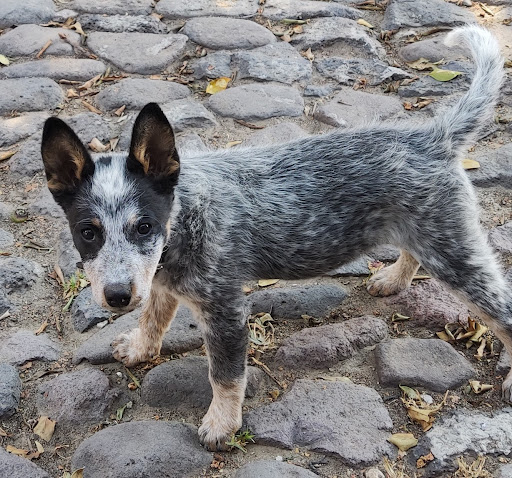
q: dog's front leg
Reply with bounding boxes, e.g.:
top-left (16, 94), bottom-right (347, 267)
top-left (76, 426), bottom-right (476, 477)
top-left (112, 278), bottom-right (178, 367)
top-left (198, 304), bottom-right (248, 451)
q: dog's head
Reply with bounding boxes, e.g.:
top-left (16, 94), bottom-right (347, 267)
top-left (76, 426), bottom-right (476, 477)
top-left (41, 103), bottom-right (179, 312)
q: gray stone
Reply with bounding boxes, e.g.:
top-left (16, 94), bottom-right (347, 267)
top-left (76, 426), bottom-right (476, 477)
top-left (69, 0), bottom-right (153, 15)
top-left (73, 307), bottom-right (203, 364)
top-left (500, 465), bottom-right (512, 478)
top-left (183, 17), bottom-right (275, 50)
top-left (326, 255), bottom-right (374, 277)
top-left (176, 132), bottom-right (209, 155)
top-left (0, 202), bottom-right (14, 219)
top-left (249, 284), bottom-right (347, 318)
top-left (245, 380), bottom-right (394, 465)
top-left (0, 330), bottom-right (61, 365)
top-left (62, 112), bottom-right (113, 144)
top-left (398, 61), bottom-right (473, 97)
top-left (0, 228), bottom-right (14, 248)
top-left (208, 84), bottom-right (304, 121)
top-left (37, 368), bottom-right (116, 425)
top-left (316, 58), bottom-right (413, 86)
top-left (275, 316), bottom-right (389, 369)
top-left (291, 18), bottom-right (385, 58)
top-left (234, 460), bottom-right (318, 478)
top-left (57, 227), bottom-right (81, 279)
top-left (399, 34), bottom-right (469, 63)
top-left (0, 290), bottom-right (14, 316)
top-left (0, 25), bottom-right (80, 56)
top-left (304, 84), bottom-right (334, 97)
top-left (0, 78), bottom-right (64, 114)
top-left (96, 78), bottom-right (190, 111)
top-left (490, 222), bottom-right (512, 254)
top-left (315, 88), bottom-right (403, 128)
top-left (87, 32), bottom-right (188, 74)
top-left (384, 279), bottom-right (469, 327)
top-left (263, 0), bottom-right (359, 20)
top-left (79, 14), bottom-right (168, 33)
top-left (375, 338), bottom-right (475, 392)
top-left (468, 144), bottom-right (512, 188)
top-left (382, 0), bottom-right (475, 30)
top-left (0, 364), bottom-right (21, 418)
top-left (8, 136), bottom-right (44, 178)
top-left (0, 59), bottom-right (107, 82)
top-left (190, 51), bottom-right (233, 79)
top-left (234, 42), bottom-right (312, 84)
top-left (0, 0), bottom-right (55, 28)
top-left (497, 349), bottom-right (511, 376)
top-left (0, 256), bottom-right (43, 293)
top-left (156, 0), bottom-right (259, 19)
top-left (244, 122), bottom-right (306, 147)
top-left (72, 421), bottom-right (212, 478)
top-left (71, 288), bottom-right (111, 333)
top-left (0, 448), bottom-right (50, 478)
top-left (0, 112), bottom-right (47, 148)
top-left (163, 98), bottom-right (218, 131)
top-left (29, 187), bottom-right (65, 219)
top-left (141, 357), bottom-right (265, 408)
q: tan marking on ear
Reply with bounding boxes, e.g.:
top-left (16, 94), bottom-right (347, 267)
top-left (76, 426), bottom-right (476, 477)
top-left (132, 143), bottom-right (150, 174)
top-left (167, 159), bottom-right (180, 176)
top-left (47, 178), bottom-right (67, 191)
top-left (91, 218), bottom-right (101, 228)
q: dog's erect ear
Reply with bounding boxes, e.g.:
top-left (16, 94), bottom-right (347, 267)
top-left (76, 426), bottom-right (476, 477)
top-left (41, 117), bottom-right (95, 193)
top-left (128, 103), bottom-right (180, 184)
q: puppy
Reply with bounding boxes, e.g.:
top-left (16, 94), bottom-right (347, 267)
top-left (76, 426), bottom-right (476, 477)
top-left (41, 26), bottom-right (511, 450)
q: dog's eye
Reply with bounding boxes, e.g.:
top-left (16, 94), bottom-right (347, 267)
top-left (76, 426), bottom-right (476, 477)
top-left (81, 228), bottom-right (95, 241)
top-left (137, 223), bottom-right (152, 235)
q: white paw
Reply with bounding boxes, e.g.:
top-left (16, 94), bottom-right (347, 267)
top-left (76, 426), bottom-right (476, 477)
top-left (198, 406), bottom-right (242, 451)
top-left (367, 265), bottom-right (410, 297)
top-left (111, 328), bottom-right (158, 367)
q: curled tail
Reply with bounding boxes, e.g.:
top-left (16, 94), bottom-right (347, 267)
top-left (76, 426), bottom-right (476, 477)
top-left (438, 25), bottom-right (503, 150)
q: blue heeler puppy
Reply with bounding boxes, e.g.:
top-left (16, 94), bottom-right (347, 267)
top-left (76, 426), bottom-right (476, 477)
top-left (41, 26), bottom-right (512, 450)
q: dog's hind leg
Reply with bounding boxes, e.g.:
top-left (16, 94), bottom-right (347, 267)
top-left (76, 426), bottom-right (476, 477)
top-left (197, 300), bottom-right (248, 451)
top-left (112, 277), bottom-right (178, 366)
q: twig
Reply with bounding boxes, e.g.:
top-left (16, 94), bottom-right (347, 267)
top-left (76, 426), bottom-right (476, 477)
top-left (251, 357), bottom-right (284, 388)
top-left (58, 33), bottom-right (97, 59)
top-left (36, 40), bottom-right (52, 59)
top-left (234, 119), bottom-right (265, 129)
top-left (81, 100), bottom-right (102, 114)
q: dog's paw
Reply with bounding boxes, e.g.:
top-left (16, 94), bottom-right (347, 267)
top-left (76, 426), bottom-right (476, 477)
top-left (502, 373), bottom-right (512, 404)
top-left (111, 328), bottom-right (158, 367)
top-left (367, 265), bottom-right (410, 297)
top-left (198, 407), bottom-right (242, 451)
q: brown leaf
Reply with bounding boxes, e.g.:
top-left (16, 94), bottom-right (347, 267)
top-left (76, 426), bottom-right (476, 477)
top-left (469, 380), bottom-right (493, 394)
top-left (258, 279), bottom-right (279, 287)
top-left (301, 48), bottom-right (314, 61)
top-left (66, 88), bottom-right (79, 98)
top-left (281, 34), bottom-right (292, 42)
top-left (6, 445), bottom-right (29, 457)
top-left (81, 100), bottom-right (102, 114)
top-left (109, 137), bottom-right (119, 151)
top-left (35, 320), bottom-right (49, 336)
top-left (0, 426), bottom-right (10, 437)
top-left (417, 452), bottom-right (435, 468)
top-left (78, 74), bottom-right (102, 91)
top-left (0, 150), bottom-right (17, 161)
top-left (114, 105), bottom-right (126, 116)
top-left (88, 138), bottom-right (109, 153)
top-left (33, 416), bottom-right (56, 442)
top-left (403, 101), bottom-right (413, 110)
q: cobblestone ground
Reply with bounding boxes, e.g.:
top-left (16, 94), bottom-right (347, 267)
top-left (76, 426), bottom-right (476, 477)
top-left (1, 0), bottom-right (512, 477)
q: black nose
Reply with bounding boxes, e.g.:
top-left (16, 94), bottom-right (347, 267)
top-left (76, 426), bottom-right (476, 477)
top-left (104, 284), bottom-right (132, 308)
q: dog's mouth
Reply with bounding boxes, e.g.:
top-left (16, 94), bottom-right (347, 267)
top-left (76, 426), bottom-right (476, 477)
top-left (101, 299), bottom-right (140, 314)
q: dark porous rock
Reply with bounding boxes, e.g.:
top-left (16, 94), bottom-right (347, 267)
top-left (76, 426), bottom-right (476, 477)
top-left (275, 316), bottom-right (389, 369)
top-left (245, 379), bottom-right (394, 466)
top-left (72, 421), bottom-right (212, 477)
top-left (234, 460), bottom-right (318, 477)
top-left (69, 0), bottom-right (153, 15)
top-left (263, 0), bottom-right (359, 21)
top-left (316, 57), bottom-right (412, 86)
top-left (382, 0), bottom-right (475, 30)
top-left (399, 33), bottom-right (469, 63)
top-left (0, 78), bottom-right (64, 114)
top-left (87, 32), bottom-right (188, 75)
top-left (141, 356), bottom-right (265, 408)
top-left (8, 137), bottom-right (44, 178)
top-left (497, 349), bottom-right (511, 376)
top-left (176, 132), bottom-right (209, 155)
top-left (0, 447), bottom-right (50, 478)
top-left (79, 14), bottom-right (168, 33)
top-left (0, 112), bottom-right (47, 148)
top-left (234, 42), bottom-right (312, 84)
top-left (96, 78), bottom-right (190, 111)
top-left (0, 363), bottom-right (21, 418)
top-left (73, 306), bottom-right (203, 364)
top-left (0, 290), bottom-right (14, 316)
top-left (29, 187), bottom-right (65, 219)
top-left (190, 51), bottom-right (233, 80)
top-left (0, 228), bottom-right (14, 248)
top-left (304, 84), bottom-right (334, 97)
top-left (326, 255), bottom-right (374, 277)
top-left (0, 330), bottom-right (61, 365)
top-left (314, 88), bottom-right (403, 127)
top-left (207, 84), bottom-right (304, 121)
top-left (0, 0), bottom-right (55, 28)
top-left (375, 338), bottom-right (475, 392)
top-left (182, 17), bottom-right (275, 50)
top-left (0, 25), bottom-right (79, 56)
top-left (56, 227), bottom-right (81, 279)
top-left (384, 279), bottom-right (470, 327)
top-left (468, 143), bottom-right (512, 188)
top-left (244, 122), bottom-right (307, 147)
top-left (162, 98), bottom-right (218, 131)
top-left (0, 256), bottom-right (43, 293)
top-left (37, 368), bottom-right (116, 425)
top-left (489, 221), bottom-right (512, 254)
top-left (71, 287), bottom-right (111, 332)
top-left (156, 0), bottom-right (259, 18)
top-left (249, 284), bottom-right (347, 318)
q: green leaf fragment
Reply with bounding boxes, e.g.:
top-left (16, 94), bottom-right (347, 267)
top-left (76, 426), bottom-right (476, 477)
top-left (429, 67), bottom-right (462, 82)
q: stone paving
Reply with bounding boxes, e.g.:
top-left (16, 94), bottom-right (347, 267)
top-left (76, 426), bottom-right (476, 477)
top-left (0, 0), bottom-right (511, 477)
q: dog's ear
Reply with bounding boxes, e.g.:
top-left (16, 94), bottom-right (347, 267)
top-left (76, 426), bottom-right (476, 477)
top-left (41, 117), bottom-right (95, 194)
top-left (128, 103), bottom-right (180, 188)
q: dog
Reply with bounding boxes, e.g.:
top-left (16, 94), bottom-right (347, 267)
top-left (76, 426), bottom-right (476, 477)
top-left (41, 25), bottom-right (512, 451)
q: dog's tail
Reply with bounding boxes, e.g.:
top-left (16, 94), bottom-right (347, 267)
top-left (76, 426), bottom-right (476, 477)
top-left (438, 25), bottom-right (503, 151)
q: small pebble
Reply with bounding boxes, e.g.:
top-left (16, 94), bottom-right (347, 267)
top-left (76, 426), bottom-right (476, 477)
top-left (116, 372), bottom-right (122, 378)
top-left (365, 468), bottom-right (385, 478)
top-left (421, 393), bottom-right (433, 405)
top-left (97, 320), bottom-right (108, 329)
top-left (276, 456), bottom-right (283, 462)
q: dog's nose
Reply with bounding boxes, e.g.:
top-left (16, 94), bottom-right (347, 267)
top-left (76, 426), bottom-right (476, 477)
top-left (104, 284), bottom-right (132, 308)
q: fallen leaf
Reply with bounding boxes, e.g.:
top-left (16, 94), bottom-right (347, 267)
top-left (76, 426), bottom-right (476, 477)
top-left (429, 67), bottom-right (462, 82)
top-left (392, 313), bottom-right (411, 322)
top-left (66, 88), bottom-right (79, 98)
top-left (109, 137), bottom-right (119, 151)
top-left (0, 150), bottom-right (16, 161)
top-left (114, 105), bottom-right (126, 116)
top-left (474, 338), bottom-right (486, 361)
top-left (414, 97), bottom-right (433, 109)
top-left (0, 426), bottom-right (9, 437)
top-left (403, 101), bottom-right (413, 111)
top-left (281, 19), bottom-right (308, 25)
top-left (6, 445), bottom-right (29, 457)
top-left (301, 47), bottom-right (314, 61)
top-left (81, 100), bottom-right (102, 114)
top-left (388, 432), bottom-right (418, 451)
top-left (116, 403), bottom-right (128, 420)
top-left (124, 367), bottom-right (140, 388)
top-left (292, 25), bottom-right (303, 34)
top-left (281, 34), bottom-right (292, 42)
top-left (35, 319), bottom-right (49, 335)
top-left (357, 19), bottom-right (374, 28)
top-left (27, 440), bottom-right (45, 460)
top-left (469, 380), bottom-right (493, 394)
top-left (206, 77), bottom-right (231, 95)
top-left (417, 452), bottom-right (435, 468)
top-left (479, 2), bottom-right (494, 15)
top-left (70, 21), bottom-right (85, 36)
top-left (258, 279), bottom-right (279, 287)
top-left (407, 58), bottom-right (443, 71)
top-left (226, 140), bottom-right (242, 148)
top-left (33, 416), bottom-right (56, 442)
top-left (88, 137), bottom-right (109, 153)
top-left (0, 54), bottom-right (10, 66)
top-left (400, 385), bottom-right (420, 399)
top-left (78, 74), bottom-right (102, 90)
top-left (70, 469), bottom-right (84, 478)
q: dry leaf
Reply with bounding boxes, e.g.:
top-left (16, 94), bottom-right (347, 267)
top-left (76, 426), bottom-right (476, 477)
top-left (301, 48), bottom-right (314, 61)
top-left (292, 25), bottom-right (303, 34)
top-left (88, 138), bottom-right (109, 153)
top-left (226, 140), bottom-right (242, 148)
top-left (70, 469), bottom-right (84, 478)
top-left (206, 77), bottom-right (231, 95)
top-left (109, 137), bottom-right (120, 151)
top-left (403, 101), bottom-right (413, 111)
top-left (35, 320), bottom-right (49, 335)
top-left (0, 426), bottom-right (9, 437)
top-left (407, 58), bottom-right (442, 71)
top-left (81, 100), bottom-right (102, 114)
top-left (281, 34), bottom-right (292, 42)
top-left (392, 312), bottom-right (411, 322)
top-left (34, 416), bottom-right (56, 442)
top-left (0, 150), bottom-right (16, 161)
top-left (388, 432), bottom-right (418, 451)
top-left (66, 88), bottom-right (79, 98)
top-left (462, 159), bottom-right (480, 170)
top-left (70, 22), bottom-right (85, 36)
top-left (469, 380), bottom-right (493, 394)
top-left (417, 452), bottom-right (435, 468)
top-left (78, 74), bottom-right (101, 90)
top-left (0, 54), bottom-right (10, 66)
top-left (402, 391), bottom-right (447, 431)
top-left (258, 279), bottom-right (279, 287)
top-left (27, 440), bottom-right (45, 460)
top-left (400, 385), bottom-right (420, 399)
top-left (6, 445), bottom-right (29, 457)
top-left (114, 105), bottom-right (126, 116)
top-left (357, 19), bottom-right (374, 28)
